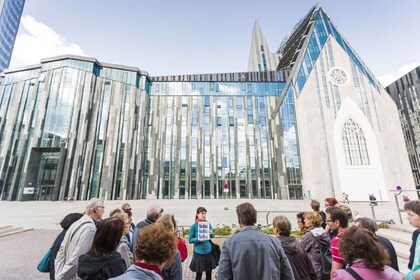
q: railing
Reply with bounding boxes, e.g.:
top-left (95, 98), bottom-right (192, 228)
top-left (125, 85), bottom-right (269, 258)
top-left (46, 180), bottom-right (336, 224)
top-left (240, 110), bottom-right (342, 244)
top-left (257, 210), bottom-right (303, 226)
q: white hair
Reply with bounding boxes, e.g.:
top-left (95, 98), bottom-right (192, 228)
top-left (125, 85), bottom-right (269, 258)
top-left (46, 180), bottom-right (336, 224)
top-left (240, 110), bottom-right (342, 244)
top-left (85, 198), bottom-right (103, 211)
top-left (146, 204), bottom-right (162, 221)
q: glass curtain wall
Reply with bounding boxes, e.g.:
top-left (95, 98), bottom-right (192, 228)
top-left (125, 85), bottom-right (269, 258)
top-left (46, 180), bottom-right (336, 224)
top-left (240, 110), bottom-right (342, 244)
top-left (144, 80), bottom-right (290, 199)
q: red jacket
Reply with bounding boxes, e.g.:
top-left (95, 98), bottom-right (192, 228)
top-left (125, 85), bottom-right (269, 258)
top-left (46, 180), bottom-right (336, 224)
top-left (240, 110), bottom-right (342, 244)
top-left (177, 238), bottom-right (188, 262)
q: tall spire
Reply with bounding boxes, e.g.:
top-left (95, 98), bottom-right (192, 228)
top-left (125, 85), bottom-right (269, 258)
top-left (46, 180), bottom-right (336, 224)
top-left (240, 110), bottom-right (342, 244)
top-left (247, 20), bottom-right (279, 72)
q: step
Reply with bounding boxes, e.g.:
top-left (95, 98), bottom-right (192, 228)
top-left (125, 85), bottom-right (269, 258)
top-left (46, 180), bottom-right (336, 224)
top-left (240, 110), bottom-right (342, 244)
top-left (0, 225), bottom-right (12, 231)
top-left (387, 224), bottom-right (416, 234)
top-left (377, 228), bottom-right (413, 246)
top-left (0, 227), bottom-right (33, 238)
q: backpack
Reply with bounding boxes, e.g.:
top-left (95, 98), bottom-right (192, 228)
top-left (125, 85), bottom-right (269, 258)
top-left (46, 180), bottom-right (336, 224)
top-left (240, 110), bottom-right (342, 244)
top-left (319, 244), bottom-right (332, 275)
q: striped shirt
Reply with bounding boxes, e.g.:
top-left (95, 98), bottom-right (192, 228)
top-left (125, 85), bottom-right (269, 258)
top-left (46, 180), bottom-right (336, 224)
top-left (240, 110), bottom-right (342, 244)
top-left (330, 230), bottom-right (344, 264)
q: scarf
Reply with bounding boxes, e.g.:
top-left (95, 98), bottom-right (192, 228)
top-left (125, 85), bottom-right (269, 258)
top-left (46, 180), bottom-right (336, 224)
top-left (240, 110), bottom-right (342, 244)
top-left (135, 261), bottom-right (163, 279)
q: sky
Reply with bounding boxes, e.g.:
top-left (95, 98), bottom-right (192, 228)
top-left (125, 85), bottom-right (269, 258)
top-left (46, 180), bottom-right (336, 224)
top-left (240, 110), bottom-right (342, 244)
top-left (9, 0), bottom-right (420, 87)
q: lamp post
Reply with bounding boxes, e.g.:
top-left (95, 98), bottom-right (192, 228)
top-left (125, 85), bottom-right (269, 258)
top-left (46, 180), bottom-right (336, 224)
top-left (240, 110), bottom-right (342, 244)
top-left (394, 185), bottom-right (403, 224)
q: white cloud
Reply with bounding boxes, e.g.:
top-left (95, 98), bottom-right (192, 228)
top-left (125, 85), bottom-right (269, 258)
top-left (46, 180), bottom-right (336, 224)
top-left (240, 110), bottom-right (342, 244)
top-left (9, 16), bottom-right (86, 68)
top-left (378, 63), bottom-right (420, 87)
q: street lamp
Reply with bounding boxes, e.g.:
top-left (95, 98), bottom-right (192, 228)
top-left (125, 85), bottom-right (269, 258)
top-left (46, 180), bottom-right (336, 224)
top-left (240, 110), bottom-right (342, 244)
top-left (393, 185), bottom-right (403, 224)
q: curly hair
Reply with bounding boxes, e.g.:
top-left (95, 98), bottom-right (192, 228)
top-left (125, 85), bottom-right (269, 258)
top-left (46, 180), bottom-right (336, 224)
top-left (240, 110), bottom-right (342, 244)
top-left (136, 224), bottom-right (177, 264)
top-left (304, 212), bottom-right (323, 228)
top-left (339, 226), bottom-right (389, 270)
top-left (272, 215), bottom-right (291, 236)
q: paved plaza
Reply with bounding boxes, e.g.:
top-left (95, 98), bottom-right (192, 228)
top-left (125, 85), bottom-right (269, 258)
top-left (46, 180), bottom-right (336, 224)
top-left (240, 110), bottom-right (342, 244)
top-left (0, 198), bottom-right (414, 279)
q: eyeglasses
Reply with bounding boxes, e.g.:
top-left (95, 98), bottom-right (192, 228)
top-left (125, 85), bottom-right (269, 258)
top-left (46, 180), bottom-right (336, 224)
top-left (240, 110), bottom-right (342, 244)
top-left (96, 206), bottom-right (105, 210)
top-left (326, 219), bottom-right (334, 222)
top-left (125, 208), bottom-right (132, 211)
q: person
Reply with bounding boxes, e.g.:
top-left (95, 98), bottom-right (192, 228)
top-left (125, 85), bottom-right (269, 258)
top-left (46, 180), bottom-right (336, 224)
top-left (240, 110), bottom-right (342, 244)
top-left (55, 198), bottom-right (105, 280)
top-left (217, 202), bottom-right (293, 280)
top-left (273, 215), bottom-right (317, 280)
top-left (49, 213), bottom-right (84, 280)
top-left (170, 214), bottom-right (188, 262)
top-left (156, 213), bottom-right (183, 280)
top-left (324, 198), bottom-right (339, 239)
top-left (342, 193), bottom-right (349, 204)
top-left (409, 229), bottom-right (420, 269)
top-left (110, 224), bottom-right (178, 280)
top-left (405, 200), bottom-right (420, 280)
top-left (301, 212), bottom-right (330, 280)
top-left (311, 199), bottom-right (327, 229)
top-left (297, 212), bottom-right (309, 235)
top-left (132, 204), bottom-right (163, 259)
top-left (189, 206), bottom-right (217, 280)
top-left (77, 217), bottom-right (126, 280)
top-left (325, 206), bottom-right (348, 275)
top-left (369, 193), bottom-right (377, 206)
top-left (121, 203), bottom-right (135, 247)
top-left (111, 212), bottom-right (134, 268)
top-left (354, 217), bottom-right (399, 271)
top-left (331, 226), bottom-right (402, 279)
top-left (324, 197), bottom-right (338, 208)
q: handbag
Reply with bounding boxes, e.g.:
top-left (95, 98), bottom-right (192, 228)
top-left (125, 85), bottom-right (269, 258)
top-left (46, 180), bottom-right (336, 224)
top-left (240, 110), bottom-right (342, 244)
top-left (210, 240), bottom-right (221, 264)
top-left (37, 248), bottom-right (52, 273)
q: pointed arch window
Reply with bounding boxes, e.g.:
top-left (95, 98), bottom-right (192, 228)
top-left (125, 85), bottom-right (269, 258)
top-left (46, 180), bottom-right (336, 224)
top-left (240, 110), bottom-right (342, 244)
top-left (342, 119), bottom-right (370, 165)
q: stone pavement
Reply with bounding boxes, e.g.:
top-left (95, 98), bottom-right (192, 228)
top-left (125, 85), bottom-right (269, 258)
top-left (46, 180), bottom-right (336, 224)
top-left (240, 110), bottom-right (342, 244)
top-left (0, 228), bottom-right (216, 279)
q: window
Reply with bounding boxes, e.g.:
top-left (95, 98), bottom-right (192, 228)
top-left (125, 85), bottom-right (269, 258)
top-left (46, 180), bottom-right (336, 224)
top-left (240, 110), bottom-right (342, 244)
top-left (342, 119), bottom-right (370, 165)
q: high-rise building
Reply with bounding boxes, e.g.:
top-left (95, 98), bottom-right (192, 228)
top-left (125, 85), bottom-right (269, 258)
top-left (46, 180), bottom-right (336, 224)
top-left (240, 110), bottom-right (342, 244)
top-left (0, 0), bottom-right (25, 73)
top-left (0, 6), bottom-right (415, 201)
top-left (386, 66), bottom-right (420, 192)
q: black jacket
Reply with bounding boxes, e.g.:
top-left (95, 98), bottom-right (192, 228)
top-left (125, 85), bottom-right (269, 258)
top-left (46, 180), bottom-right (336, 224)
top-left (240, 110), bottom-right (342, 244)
top-left (279, 235), bottom-right (317, 280)
top-left (78, 252), bottom-right (126, 280)
top-left (50, 229), bottom-right (67, 280)
top-left (378, 236), bottom-right (399, 272)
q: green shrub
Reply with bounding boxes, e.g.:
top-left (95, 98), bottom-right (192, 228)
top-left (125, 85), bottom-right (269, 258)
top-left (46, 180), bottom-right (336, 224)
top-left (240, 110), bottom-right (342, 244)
top-left (291, 230), bottom-right (302, 237)
top-left (259, 228), bottom-right (274, 235)
top-left (214, 225), bottom-right (232, 236)
top-left (378, 222), bottom-right (388, 229)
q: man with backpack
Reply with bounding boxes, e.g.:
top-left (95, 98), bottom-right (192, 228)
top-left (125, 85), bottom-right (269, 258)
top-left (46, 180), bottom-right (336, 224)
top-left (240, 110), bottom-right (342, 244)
top-left (55, 198), bottom-right (105, 280)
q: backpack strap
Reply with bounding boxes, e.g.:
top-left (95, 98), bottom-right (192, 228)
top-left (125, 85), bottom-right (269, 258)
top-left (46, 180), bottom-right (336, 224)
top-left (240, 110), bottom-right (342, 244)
top-left (345, 267), bottom-right (364, 280)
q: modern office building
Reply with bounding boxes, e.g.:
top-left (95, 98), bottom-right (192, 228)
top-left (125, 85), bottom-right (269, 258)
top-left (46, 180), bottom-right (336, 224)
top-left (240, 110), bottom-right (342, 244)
top-left (386, 66), bottom-right (420, 192)
top-left (0, 0), bottom-right (25, 72)
top-left (0, 5), bottom-right (415, 201)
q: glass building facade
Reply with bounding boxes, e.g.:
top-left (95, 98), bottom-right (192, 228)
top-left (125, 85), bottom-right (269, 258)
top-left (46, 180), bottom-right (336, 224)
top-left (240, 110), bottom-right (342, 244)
top-left (0, 0), bottom-right (25, 72)
top-left (386, 66), bottom-right (420, 191)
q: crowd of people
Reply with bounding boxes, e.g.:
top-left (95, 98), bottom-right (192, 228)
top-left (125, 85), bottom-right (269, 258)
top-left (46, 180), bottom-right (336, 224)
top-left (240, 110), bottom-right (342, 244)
top-left (41, 197), bottom-right (420, 280)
